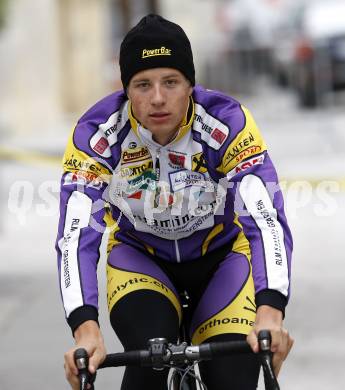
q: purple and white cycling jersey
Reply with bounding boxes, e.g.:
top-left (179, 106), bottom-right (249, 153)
top-left (56, 85), bottom-right (293, 328)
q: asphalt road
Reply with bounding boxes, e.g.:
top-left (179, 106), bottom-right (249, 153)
top-left (1, 81), bottom-right (345, 389)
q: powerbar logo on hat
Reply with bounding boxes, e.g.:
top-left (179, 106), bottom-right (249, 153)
top-left (142, 46), bottom-right (172, 59)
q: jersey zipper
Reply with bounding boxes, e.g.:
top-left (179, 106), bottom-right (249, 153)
top-left (153, 146), bottom-right (181, 262)
top-left (153, 148), bottom-right (161, 207)
top-left (174, 239), bottom-right (181, 262)
top-left (154, 148), bottom-right (161, 182)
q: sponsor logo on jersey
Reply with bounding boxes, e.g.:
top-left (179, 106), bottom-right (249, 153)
top-left (90, 130), bottom-right (111, 158)
top-left (127, 170), bottom-right (157, 193)
top-left (226, 154), bottom-right (265, 179)
top-left (192, 152), bottom-right (207, 173)
top-left (193, 104), bottom-right (229, 150)
top-left (128, 141), bottom-right (137, 149)
top-left (93, 137), bottom-right (108, 155)
top-left (63, 172), bottom-right (104, 189)
top-left (221, 106), bottom-right (267, 173)
top-left (142, 47), bottom-right (172, 58)
top-left (62, 218), bottom-right (81, 288)
top-left (223, 131), bottom-right (256, 167)
top-left (195, 113), bottom-right (213, 134)
top-left (168, 152), bottom-right (186, 169)
top-left (211, 128), bottom-right (227, 144)
top-left (169, 170), bottom-right (207, 192)
top-left (102, 113), bottom-right (122, 138)
top-left (134, 199), bottom-right (217, 237)
top-left (198, 316), bottom-right (255, 335)
top-left (255, 198), bottom-right (283, 266)
top-left (122, 146), bottom-right (151, 164)
top-left (63, 154), bottom-right (104, 175)
top-left (93, 109), bottom-right (126, 152)
top-left (104, 125), bottom-right (116, 138)
top-left (120, 161), bottom-right (154, 178)
top-left (235, 145), bottom-right (262, 164)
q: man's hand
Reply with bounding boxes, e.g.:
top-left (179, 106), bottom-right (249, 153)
top-left (64, 320), bottom-right (106, 390)
top-left (247, 305), bottom-right (294, 376)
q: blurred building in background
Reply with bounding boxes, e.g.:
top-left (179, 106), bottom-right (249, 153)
top-left (0, 0), bottom-right (159, 137)
top-left (0, 0), bottom-right (62, 137)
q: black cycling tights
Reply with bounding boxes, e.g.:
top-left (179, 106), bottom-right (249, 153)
top-left (110, 290), bottom-right (260, 390)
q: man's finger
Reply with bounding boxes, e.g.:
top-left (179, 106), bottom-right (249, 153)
top-left (65, 349), bottom-right (80, 376)
top-left (246, 330), bottom-right (259, 353)
top-left (273, 358), bottom-right (283, 377)
top-left (65, 365), bottom-right (80, 389)
top-left (89, 348), bottom-right (105, 373)
top-left (287, 334), bottom-right (294, 355)
top-left (278, 329), bottom-right (293, 360)
top-left (272, 329), bottom-right (294, 376)
top-left (269, 329), bottom-right (283, 353)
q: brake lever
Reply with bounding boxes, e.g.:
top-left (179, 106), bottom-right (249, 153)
top-left (258, 330), bottom-right (280, 390)
top-left (74, 348), bottom-right (96, 390)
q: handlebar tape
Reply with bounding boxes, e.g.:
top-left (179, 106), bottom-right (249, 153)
top-left (199, 340), bottom-right (252, 360)
top-left (99, 350), bottom-right (151, 368)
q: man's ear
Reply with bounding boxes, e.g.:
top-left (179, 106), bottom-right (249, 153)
top-left (188, 80), bottom-right (193, 95)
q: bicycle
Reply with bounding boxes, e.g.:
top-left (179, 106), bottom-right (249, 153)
top-left (74, 292), bottom-right (280, 390)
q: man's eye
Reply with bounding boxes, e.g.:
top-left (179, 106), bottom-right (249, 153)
top-left (137, 82), bottom-right (150, 89)
top-left (166, 79), bottom-right (177, 86)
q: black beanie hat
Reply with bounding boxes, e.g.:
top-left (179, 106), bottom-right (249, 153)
top-left (120, 14), bottom-right (195, 89)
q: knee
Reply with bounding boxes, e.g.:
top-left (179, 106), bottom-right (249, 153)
top-left (110, 290), bottom-right (180, 350)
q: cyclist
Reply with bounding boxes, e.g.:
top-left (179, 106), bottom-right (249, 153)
top-left (58, 14), bottom-right (293, 390)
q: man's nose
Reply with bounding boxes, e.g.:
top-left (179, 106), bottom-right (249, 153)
top-left (151, 85), bottom-right (166, 105)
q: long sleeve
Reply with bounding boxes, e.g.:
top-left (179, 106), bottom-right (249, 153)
top-left (56, 121), bottom-right (114, 332)
top-left (220, 106), bottom-right (293, 313)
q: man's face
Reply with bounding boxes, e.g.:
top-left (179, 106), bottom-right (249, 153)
top-left (127, 68), bottom-right (193, 145)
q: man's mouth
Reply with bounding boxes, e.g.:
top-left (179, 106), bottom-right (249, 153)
top-left (150, 112), bottom-right (170, 117)
top-left (149, 112), bottom-right (171, 122)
